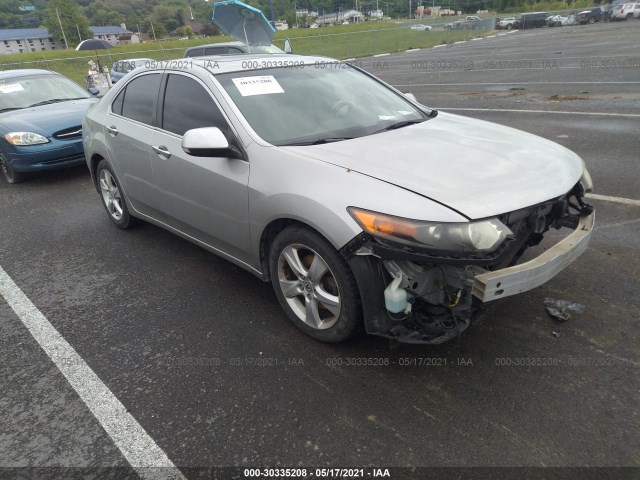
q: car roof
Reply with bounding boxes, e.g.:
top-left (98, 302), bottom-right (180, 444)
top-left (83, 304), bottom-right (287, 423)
top-left (186, 41), bottom-right (247, 50)
top-left (0, 69), bottom-right (57, 80)
top-left (193, 54), bottom-right (338, 75)
top-left (115, 58), bottom-right (152, 62)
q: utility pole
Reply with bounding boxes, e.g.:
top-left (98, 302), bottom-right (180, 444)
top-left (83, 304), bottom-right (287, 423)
top-left (76, 24), bottom-right (81, 43)
top-left (150, 19), bottom-right (157, 42)
top-left (55, 7), bottom-right (68, 48)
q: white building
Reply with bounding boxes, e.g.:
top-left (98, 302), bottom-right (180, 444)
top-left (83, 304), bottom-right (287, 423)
top-left (0, 29), bottom-right (66, 54)
top-left (0, 25), bottom-right (133, 55)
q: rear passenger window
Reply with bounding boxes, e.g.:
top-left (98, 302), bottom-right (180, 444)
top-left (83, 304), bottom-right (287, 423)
top-left (111, 88), bottom-right (124, 115)
top-left (204, 47), bottom-right (227, 55)
top-left (120, 73), bottom-right (161, 125)
top-left (186, 48), bottom-right (203, 57)
top-left (161, 74), bottom-right (229, 136)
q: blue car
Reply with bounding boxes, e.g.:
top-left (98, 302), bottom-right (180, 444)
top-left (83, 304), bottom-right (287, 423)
top-left (110, 58), bottom-right (152, 83)
top-left (0, 69), bottom-right (98, 184)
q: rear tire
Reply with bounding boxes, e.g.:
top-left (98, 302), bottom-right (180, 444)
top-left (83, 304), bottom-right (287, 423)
top-left (588, 16), bottom-right (595, 24)
top-left (269, 225), bottom-right (362, 342)
top-left (96, 160), bottom-right (139, 229)
top-left (0, 153), bottom-right (24, 184)
top-left (627, 13), bottom-right (633, 20)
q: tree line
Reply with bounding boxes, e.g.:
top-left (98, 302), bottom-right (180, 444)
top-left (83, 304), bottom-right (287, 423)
top-left (0, 0), bottom-right (597, 47)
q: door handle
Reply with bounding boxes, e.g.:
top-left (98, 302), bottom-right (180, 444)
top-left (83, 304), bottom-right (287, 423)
top-left (107, 126), bottom-right (118, 136)
top-left (152, 145), bottom-right (171, 159)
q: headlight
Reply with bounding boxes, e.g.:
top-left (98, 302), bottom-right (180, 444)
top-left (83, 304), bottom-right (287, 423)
top-left (5, 132), bottom-right (49, 146)
top-left (348, 207), bottom-right (513, 254)
top-left (580, 161), bottom-right (593, 193)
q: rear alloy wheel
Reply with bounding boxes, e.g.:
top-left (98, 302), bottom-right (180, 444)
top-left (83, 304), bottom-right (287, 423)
top-left (269, 226), bottom-right (361, 342)
top-left (97, 160), bottom-right (139, 228)
top-left (0, 153), bottom-right (24, 184)
top-left (588, 16), bottom-right (596, 24)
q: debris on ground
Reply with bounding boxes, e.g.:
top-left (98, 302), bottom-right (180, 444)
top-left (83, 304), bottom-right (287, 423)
top-left (544, 297), bottom-right (586, 322)
top-left (552, 331), bottom-right (561, 338)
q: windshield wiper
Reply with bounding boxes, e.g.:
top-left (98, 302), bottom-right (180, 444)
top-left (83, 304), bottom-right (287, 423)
top-left (28, 97), bottom-right (87, 107)
top-left (0, 107), bottom-right (24, 113)
top-left (373, 119), bottom-right (426, 134)
top-left (281, 137), bottom-right (354, 146)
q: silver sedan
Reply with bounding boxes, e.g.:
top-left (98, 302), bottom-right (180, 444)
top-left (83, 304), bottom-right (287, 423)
top-left (83, 55), bottom-right (594, 344)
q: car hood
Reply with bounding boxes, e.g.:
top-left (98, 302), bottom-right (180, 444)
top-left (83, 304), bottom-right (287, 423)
top-left (284, 112), bottom-right (583, 220)
top-left (0, 98), bottom-right (98, 137)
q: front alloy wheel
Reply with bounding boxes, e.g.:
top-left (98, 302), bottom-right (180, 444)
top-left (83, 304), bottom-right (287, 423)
top-left (278, 244), bottom-right (341, 330)
top-left (269, 226), bottom-right (361, 342)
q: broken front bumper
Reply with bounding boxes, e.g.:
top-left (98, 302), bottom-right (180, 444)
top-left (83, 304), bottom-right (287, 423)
top-left (472, 212), bottom-right (595, 302)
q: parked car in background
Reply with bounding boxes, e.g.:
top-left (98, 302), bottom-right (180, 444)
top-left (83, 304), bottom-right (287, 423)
top-left (513, 12), bottom-right (552, 29)
top-left (497, 17), bottom-right (517, 29)
top-left (547, 14), bottom-right (575, 26)
top-left (576, 7), bottom-right (609, 24)
top-left (184, 41), bottom-right (284, 57)
top-left (110, 58), bottom-right (153, 84)
top-left (409, 24), bottom-right (432, 30)
top-left (83, 54), bottom-right (594, 345)
top-left (612, 2), bottom-right (640, 19)
top-left (0, 69), bottom-right (97, 184)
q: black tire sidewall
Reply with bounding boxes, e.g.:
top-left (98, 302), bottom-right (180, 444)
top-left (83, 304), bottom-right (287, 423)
top-left (269, 226), bottom-right (362, 343)
top-left (0, 153), bottom-right (23, 184)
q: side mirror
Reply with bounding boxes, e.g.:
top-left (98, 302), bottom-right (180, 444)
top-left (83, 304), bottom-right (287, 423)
top-left (182, 127), bottom-right (244, 159)
top-left (284, 39), bottom-right (293, 54)
top-left (404, 92), bottom-right (417, 102)
top-left (88, 87), bottom-right (100, 96)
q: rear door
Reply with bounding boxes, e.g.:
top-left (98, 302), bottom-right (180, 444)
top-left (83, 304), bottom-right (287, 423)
top-left (106, 72), bottom-right (162, 216)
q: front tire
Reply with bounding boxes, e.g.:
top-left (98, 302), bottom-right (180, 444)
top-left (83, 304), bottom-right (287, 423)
top-left (96, 160), bottom-right (139, 229)
top-left (0, 153), bottom-right (24, 184)
top-left (269, 226), bottom-right (362, 342)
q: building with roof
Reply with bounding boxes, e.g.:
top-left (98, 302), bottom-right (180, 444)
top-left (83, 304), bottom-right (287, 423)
top-left (0, 28), bottom-right (66, 54)
top-left (0, 25), bottom-right (134, 55)
top-left (88, 25), bottom-right (133, 45)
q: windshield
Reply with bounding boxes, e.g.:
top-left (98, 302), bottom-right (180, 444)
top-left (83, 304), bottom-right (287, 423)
top-left (217, 65), bottom-right (428, 146)
top-left (0, 74), bottom-right (90, 112)
top-left (248, 44), bottom-right (284, 54)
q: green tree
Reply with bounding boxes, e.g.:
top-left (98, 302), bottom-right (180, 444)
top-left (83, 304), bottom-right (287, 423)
top-left (85, 0), bottom-right (126, 26)
top-left (44, 0), bottom-right (91, 47)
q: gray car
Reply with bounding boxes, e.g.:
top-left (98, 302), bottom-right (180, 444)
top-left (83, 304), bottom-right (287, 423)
top-left (184, 41), bottom-right (284, 58)
top-left (82, 55), bottom-right (594, 344)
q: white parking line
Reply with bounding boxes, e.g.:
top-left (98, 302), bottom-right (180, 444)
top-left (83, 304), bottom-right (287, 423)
top-left (454, 41), bottom-right (466, 44)
top-left (432, 44), bottom-right (446, 49)
top-left (405, 48), bottom-right (421, 52)
top-left (433, 107), bottom-right (640, 118)
top-left (373, 53), bottom-right (390, 57)
top-left (395, 81), bottom-right (640, 86)
top-left (0, 265), bottom-right (185, 480)
top-left (586, 194), bottom-right (640, 207)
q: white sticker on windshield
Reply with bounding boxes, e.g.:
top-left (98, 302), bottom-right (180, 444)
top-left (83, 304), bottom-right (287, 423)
top-left (232, 76), bottom-right (284, 96)
top-left (0, 83), bottom-right (24, 94)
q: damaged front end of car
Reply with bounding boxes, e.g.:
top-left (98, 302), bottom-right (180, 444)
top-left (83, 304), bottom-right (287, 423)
top-left (341, 180), bottom-right (595, 344)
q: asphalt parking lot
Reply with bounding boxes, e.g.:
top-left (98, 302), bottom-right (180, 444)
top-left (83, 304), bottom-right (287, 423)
top-left (1, 21), bottom-right (638, 479)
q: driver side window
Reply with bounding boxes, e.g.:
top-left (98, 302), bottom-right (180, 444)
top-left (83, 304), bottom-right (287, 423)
top-left (160, 74), bottom-right (230, 137)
